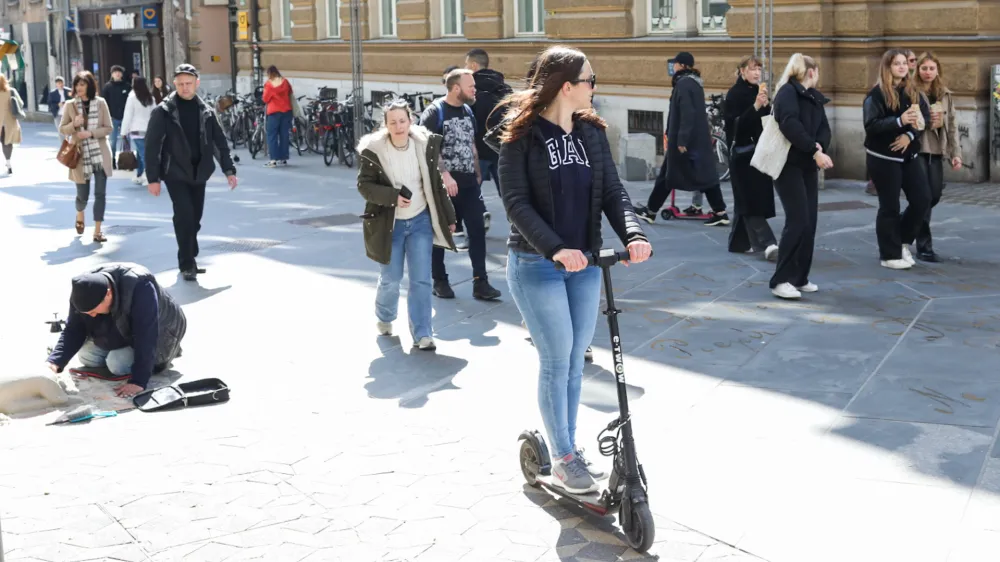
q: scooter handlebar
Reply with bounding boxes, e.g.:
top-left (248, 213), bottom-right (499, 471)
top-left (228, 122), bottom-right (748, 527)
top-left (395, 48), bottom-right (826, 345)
top-left (553, 249), bottom-right (647, 271)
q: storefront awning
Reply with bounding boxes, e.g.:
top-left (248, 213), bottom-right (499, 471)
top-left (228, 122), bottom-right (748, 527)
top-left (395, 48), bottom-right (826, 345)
top-left (0, 39), bottom-right (26, 74)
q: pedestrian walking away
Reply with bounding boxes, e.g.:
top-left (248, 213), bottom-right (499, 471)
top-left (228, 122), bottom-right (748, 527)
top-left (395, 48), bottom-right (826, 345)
top-left (60, 71), bottom-right (113, 243)
top-left (358, 98), bottom-right (458, 351)
top-left (863, 49), bottom-right (932, 271)
top-left (724, 55), bottom-right (778, 260)
top-left (143, 63), bottom-right (239, 281)
top-left (419, 68), bottom-right (502, 301)
top-left (120, 76), bottom-right (157, 186)
top-left (913, 52), bottom-right (962, 263)
top-left (496, 45), bottom-right (652, 495)
top-left (466, 48), bottom-right (513, 231)
top-left (262, 65), bottom-right (294, 168)
top-left (768, 54), bottom-right (833, 300)
top-left (0, 74), bottom-right (23, 176)
top-left (101, 65), bottom-right (131, 167)
top-left (634, 52), bottom-right (729, 227)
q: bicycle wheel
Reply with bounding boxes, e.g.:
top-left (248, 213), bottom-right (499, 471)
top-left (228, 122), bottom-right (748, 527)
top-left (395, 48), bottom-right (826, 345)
top-left (292, 118), bottom-right (307, 156)
top-left (340, 132), bottom-right (355, 168)
top-left (712, 133), bottom-right (730, 182)
top-left (323, 131), bottom-right (336, 166)
top-left (249, 126), bottom-right (264, 159)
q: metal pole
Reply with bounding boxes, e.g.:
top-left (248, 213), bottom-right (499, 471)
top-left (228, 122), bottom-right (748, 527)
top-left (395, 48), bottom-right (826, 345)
top-left (753, 0), bottom-right (758, 58)
top-left (349, 0), bottom-right (364, 147)
top-left (768, 0), bottom-right (774, 92)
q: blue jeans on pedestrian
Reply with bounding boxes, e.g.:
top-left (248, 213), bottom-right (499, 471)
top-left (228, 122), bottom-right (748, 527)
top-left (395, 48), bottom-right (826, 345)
top-left (479, 158), bottom-right (500, 198)
top-left (131, 136), bottom-right (146, 177)
top-left (376, 209), bottom-right (435, 341)
top-left (506, 248), bottom-right (602, 459)
top-left (266, 110), bottom-right (292, 161)
top-left (78, 340), bottom-right (135, 376)
top-left (111, 119), bottom-right (122, 158)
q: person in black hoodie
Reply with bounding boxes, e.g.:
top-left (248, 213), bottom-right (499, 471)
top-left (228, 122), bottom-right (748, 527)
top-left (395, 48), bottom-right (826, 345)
top-left (101, 65), bottom-right (131, 166)
top-left (724, 55), bottom-right (778, 259)
top-left (634, 52), bottom-right (729, 227)
top-left (863, 49), bottom-right (932, 270)
top-left (144, 64), bottom-right (238, 281)
top-left (497, 45), bottom-right (651, 495)
top-left (465, 48), bottom-right (512, 201)
top-left (768, 53), bottom-right (833, 300)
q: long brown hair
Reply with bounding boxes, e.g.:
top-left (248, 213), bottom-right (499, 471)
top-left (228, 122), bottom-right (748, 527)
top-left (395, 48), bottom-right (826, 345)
top-left (498, 46), bottom-right (605, 144)
top-left (914, 52), bottom-right (948, 100)
top-left (0, 75), bottom-right (7, 92)
top-left (877, 49), bottom-right (919, 111)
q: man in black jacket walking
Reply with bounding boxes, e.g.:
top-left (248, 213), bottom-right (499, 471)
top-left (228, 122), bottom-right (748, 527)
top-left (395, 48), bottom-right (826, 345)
top-left (465, 48), bottom-right (511, 214)
top-left (144, 64), bottom-right (238, 281)
top-left (46, 262), bottom-right (187, 398)
top-left (101, 65), bottom-right (131, 166)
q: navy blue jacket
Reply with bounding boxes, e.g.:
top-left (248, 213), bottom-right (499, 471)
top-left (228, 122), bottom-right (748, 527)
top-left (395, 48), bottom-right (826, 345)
top-left (47, 87), bottom-right (71, 117)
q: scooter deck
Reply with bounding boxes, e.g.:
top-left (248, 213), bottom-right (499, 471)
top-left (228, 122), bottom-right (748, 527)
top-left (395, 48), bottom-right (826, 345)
top-left (664, 206), bottom-right (714, 220)
top-left (533, 474), bottom-right (609, 513)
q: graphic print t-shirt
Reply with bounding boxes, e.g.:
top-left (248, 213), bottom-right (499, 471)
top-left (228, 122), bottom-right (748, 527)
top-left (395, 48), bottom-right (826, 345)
top-left (537, 117), bottom-right (592, 251)
top-left (420, 100), bottom-right (477, 177)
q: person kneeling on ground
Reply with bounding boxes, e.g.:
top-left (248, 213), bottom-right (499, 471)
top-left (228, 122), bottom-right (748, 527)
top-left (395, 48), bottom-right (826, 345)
top-left (45, 262), bottom-right (187, 398)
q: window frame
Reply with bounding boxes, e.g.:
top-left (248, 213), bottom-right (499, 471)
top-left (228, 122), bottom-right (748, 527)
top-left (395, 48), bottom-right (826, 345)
top-left (698, 0), bottom-right (728, 33)
top-left (442, 0), bottom-right (463, 36)
top-left (281, 0), bottom-right (292, 38)
top-left (381, 0), bottom-right (398, 37)
top-left (327, 0), bottom-right (341, 37)
top-left (514, 0), bottom-right (544, 36)
top-left (648, 0), bottom-right (673, 34)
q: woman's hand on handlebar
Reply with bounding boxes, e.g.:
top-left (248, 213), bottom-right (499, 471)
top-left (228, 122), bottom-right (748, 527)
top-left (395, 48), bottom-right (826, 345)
top-left (553, 249), bottom-right (589, 272)
top-left (622, 240), bottom-right (653, 266)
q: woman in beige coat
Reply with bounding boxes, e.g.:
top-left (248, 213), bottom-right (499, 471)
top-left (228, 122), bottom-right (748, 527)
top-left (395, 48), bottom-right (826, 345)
top-left (60, 71), bottom-right (113, 243)
top-left (913, 52), bottom-right (962, 262)
top-left (0, 74), bottom-right (23, 175)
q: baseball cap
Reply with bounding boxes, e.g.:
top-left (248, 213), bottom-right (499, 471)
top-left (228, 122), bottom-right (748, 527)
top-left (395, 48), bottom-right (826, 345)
top-left (674, 52), bottom-right (695, 67)
top-left (174, 64), bottom-right (199, 78)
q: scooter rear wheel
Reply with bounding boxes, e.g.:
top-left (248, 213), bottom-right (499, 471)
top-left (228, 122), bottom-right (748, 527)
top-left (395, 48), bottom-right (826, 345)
top-left (621, 500), bottom-right (655, 552)
top-left (518, 440), bottom-right (542, 487)
top-left (660, 209), bottom-right (673, 220)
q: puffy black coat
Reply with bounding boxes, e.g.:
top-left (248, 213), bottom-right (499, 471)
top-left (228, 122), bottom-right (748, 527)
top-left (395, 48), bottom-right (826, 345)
top-left (664, 70), bottom-right (718, 192)
top-left (724, 77), bottom-right (775, 218)
top-left (498, 117), bottom-right (647, 259)
top-left (471, 69), bottom-right (512, 162)
top-left (863, 84), bottom-right (930, 162)
top-left (144, 93), bottom-right (236, 185)
top-left (772, 78), bottom-right (832, 169)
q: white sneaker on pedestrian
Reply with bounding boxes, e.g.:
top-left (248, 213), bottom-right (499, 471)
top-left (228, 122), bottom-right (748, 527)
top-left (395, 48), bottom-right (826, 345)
top-left (771, 283), bottom-right (802, 299)
top-left (132, 176), bottom-right (143, 185)
top-left (881, 259), bottom-right (912, 270)
top-left (415, 337), bottom-right (436, 351)
top-left (376, 321), bottom-right (392, 336)
top-left (902, 245), bottom-right (916, 266)
top-left (796, 282), bottom-right (819, 293)
top-left (764, 244), bottom-right (779, 262)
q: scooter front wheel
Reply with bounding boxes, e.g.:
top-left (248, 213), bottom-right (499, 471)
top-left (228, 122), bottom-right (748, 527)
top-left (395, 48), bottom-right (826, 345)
top-left (518, 439), bottom-right (542, 487)
top-left (621, 500), bottom-right (655, 552)
top-left (660, 209), bottom-right (673, 220)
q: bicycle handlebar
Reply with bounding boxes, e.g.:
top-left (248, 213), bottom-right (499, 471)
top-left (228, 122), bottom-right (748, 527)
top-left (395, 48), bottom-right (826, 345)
top-left (553, 249), bottom-right (648, 271)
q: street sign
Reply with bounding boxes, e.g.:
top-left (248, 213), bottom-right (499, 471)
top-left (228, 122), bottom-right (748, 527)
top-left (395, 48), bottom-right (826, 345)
top-left (142, 6), bottom-right (160, 29)
top-left (237, 11), bottom-right (249, 40)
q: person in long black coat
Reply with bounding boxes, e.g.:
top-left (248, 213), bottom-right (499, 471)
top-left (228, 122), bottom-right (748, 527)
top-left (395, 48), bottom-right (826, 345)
top-left (724, 56), bottom-right (778, 258)
top-left (635, 52), bottom-right (729, 227)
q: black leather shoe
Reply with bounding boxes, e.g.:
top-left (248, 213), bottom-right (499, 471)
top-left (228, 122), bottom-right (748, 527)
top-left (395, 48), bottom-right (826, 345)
top-left (917, 250), bottom-right (940, 263)
top-left (473, 278), bottom-right (501, 301)
top-left (433, 280), bottom-right (455, 299)
top-left (182, 269), bottom-right (198, 281)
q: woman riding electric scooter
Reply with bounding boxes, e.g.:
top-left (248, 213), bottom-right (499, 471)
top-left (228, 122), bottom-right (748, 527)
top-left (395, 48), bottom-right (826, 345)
top-left (497, 46), bottom-right (652, 494)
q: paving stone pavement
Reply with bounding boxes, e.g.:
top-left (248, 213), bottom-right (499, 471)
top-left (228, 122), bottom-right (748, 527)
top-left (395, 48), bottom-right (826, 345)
top-left (3, 124), bottom-right (1000, 562)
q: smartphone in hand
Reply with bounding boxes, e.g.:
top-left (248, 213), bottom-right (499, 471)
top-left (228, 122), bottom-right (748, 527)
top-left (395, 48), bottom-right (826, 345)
top-left (399, 185), bottom-right (413, 200)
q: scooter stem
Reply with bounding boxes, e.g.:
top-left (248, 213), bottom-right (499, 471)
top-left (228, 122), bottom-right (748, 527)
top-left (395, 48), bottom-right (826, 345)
top-left (601, 264), bottom-right (642, 482)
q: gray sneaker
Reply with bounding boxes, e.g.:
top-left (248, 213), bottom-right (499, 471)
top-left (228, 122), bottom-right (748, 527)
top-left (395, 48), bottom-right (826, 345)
top-left (575, 448), bottom-right (608, 480)
top-left (552, 454), bottom-right (599, 494)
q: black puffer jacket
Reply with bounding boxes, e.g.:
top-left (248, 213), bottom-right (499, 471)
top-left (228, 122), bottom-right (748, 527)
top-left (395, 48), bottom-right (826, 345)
top-left (772, 78), bottom-right (832, 168)
top-left (471, 69), bottom-right (512, 161)
top-left (498, 117), bottom-right (647, 259)
top-left (863, 84), bottom-right (929, 162)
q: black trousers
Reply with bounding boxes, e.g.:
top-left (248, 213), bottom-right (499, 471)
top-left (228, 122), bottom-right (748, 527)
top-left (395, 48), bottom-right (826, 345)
top-left (867, 155), bottom-right (931, 260)
top-left (647, 157), bottom-right (726, 213)
top-left (166, 181), bottom-right (207, 271)
top-left (915, 154), bottom-right (944, 253)
top-left (729, 214), bottom-right (777, 253)
top-left (433, 176), bottom-right (488, 281)
top-left (770, 164), bottom-right (818, 289)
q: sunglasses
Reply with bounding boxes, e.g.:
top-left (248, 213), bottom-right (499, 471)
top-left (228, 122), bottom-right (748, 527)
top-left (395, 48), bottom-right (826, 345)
top-left (571, 74), bottom-right (597, 89)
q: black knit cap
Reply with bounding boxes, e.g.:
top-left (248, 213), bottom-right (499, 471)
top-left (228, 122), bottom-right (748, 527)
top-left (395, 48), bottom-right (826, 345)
top-left (70, 272), bottom-right (110, 313)
top-left (675, 52), bottom-right (695, 67)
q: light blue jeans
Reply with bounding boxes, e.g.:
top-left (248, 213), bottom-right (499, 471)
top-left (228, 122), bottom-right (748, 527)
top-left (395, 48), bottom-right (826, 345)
top-left (130, 136), bottom-right (146, 177)
top-left (77, 340), bottom-right (134, 376)
top-left (506, 248), bottom-right (602, 458)
top-left (376, 209), bottom-right (435, 341)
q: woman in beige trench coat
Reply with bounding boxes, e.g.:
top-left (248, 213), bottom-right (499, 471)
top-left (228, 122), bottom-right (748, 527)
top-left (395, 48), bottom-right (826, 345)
top-left (60, 71), bottom-right (113, 243)
top-left (0, 74), bottom-right (23, 175)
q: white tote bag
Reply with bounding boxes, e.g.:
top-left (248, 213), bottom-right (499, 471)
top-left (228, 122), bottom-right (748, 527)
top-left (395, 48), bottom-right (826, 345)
top-left (750, 111), bottom-right (792, 180)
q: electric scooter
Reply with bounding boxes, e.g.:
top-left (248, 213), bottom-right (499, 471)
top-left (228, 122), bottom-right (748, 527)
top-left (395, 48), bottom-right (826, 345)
top-left (517, 248), bottom-right (655, 553)
top-left (659, 189), bottom-right (715, 221)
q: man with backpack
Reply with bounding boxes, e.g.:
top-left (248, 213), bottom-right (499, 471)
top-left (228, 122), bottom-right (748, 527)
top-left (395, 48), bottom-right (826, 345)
top-left (465, 48), bottom-right (512, 205)
top-left (419, 69), bottom-right (502, 302)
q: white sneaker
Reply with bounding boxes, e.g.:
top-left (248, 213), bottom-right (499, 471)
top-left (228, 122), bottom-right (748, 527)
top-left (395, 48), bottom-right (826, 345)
top-left (771, 283), bottom-right (802, 299)
top-left (132, 176), bottom-right (143, 185)
top-left (902, 245), bottom-right (916, 266)
top-left (796, 282), bottom-right (819, 293)
top-left (764, 244), bottom-right (779, 262)
top-left (881, 259), bottom-right (912, 270)
top-left (415, 337), bottom-right (436, 351)
top-left (376, 321), bottom-right (392, 336)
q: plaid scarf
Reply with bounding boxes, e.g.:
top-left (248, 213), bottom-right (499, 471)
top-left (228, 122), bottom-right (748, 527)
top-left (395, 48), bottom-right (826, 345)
top-left (76, 98), bottom-right (103, 180)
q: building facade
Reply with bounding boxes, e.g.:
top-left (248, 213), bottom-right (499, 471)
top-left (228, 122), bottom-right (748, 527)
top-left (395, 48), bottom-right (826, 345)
top-left (202, 1), bottom-right (1000, 181)
top-left (1, 0), bottom-right (53, 113)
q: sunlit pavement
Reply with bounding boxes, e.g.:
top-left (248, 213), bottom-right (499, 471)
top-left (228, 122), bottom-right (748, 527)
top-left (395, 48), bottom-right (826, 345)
top-left (2, 122), bottom-right (1000, 562)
